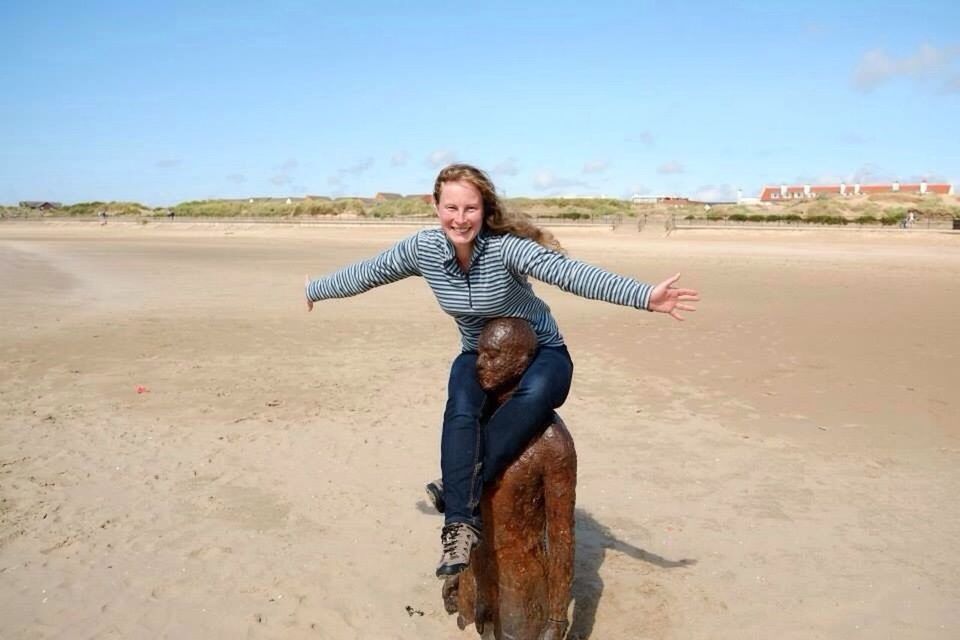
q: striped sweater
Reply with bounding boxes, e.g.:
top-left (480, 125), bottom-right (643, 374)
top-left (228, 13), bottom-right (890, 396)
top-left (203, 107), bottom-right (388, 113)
top-left (306, 228), bottom-right (653, 351)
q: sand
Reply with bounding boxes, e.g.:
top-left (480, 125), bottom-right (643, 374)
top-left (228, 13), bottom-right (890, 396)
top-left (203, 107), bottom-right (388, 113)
top-left (1, 220), bottom-right (958, 639)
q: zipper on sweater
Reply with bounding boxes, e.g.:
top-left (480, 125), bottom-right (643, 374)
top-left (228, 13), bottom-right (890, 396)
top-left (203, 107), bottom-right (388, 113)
top-left (466, 269), bottom-right (473, 308)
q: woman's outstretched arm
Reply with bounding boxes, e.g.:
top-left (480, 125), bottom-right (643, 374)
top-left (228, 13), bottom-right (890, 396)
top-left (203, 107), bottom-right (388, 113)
top-left (500, 235), bottom-right (698, 319)
top-left (304, 231), bottom-right (422, 308)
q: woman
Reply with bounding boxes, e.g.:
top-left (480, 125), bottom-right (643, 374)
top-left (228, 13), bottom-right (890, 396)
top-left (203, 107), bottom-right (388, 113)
top-left (305, 164), bottom-right (698, 577)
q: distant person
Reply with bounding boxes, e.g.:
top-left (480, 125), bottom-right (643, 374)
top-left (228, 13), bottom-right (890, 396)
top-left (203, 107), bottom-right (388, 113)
top-left (98, 210), bottom-right (107, 226)
top-left (304, 163), bottom-right (699, 578)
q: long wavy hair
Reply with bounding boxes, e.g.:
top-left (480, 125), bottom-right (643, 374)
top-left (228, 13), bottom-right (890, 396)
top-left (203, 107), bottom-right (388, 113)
top-left (433, 164), bottom-right (563, 252)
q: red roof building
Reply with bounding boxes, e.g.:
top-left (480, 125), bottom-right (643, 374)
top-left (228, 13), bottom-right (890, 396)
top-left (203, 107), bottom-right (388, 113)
top-left (759, 181), bottom-right (953, 201)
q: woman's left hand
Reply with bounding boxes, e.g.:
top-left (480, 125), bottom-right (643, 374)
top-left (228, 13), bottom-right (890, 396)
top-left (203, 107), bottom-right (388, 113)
top-left (647, 273), bottom-right (699, 321)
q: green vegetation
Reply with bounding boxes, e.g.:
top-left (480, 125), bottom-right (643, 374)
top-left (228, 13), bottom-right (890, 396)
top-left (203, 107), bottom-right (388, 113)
top-left (3, 192), bottom-right (958, 227)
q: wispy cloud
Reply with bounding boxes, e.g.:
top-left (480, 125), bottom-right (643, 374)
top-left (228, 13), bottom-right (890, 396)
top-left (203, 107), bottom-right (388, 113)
top-left (692, 184), bottom-right (737, 202)
top-left (795, 173), bottom-right (845, 185)
top-left (276, 158), bottom-right (299, 172)
top-left (426, 149), bottom-right (458, 168)
top-left (839, 132), bottom-right (869, 145)
top-left (226, 173), bottom-right (247, 184)
top-left (270, 158), bottom-right (299, 188)
top-left (391, 151), bottom-right (408, 167)
top-left (803, 22), bottom-right (827, 38)
top-left (492, 157), bottom-right (519, 176)
top-left (582, 159), bottom-right (610, 174)
top-left (155, 159), bottom-right (181, 169)
top-left (657, 160), bottom-right (685, 174)
top-left (852, 42), bottom-right (960, 92)
top-left (532, 170), bottom-right (588, 192)
top-left (626, 131), bottom-right (655, 146)
top-left (339, 158), bottom-right (374, 175)
top-left (907, 172), bottom-right (948, 183)
top-left (847, 163), bottom-right (896, 184)
top-left (942, 73), bottom-right (960, 94)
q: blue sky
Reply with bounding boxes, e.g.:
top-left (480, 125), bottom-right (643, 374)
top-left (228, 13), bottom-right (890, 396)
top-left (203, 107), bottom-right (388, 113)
top-left (2, 0), bottom-right (958, 206)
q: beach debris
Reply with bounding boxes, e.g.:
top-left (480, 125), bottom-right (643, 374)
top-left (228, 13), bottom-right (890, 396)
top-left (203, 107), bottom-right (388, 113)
top-left (405, 605), bottom-right (424, 617)
top-left (136, 385), bottom-right (150, 394)
top-left (266, 400), bottom-right (281, 407)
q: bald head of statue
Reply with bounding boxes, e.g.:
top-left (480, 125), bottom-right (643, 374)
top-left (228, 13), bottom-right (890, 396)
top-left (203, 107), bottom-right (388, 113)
top-left (476, 318), bottom-right (537, 397)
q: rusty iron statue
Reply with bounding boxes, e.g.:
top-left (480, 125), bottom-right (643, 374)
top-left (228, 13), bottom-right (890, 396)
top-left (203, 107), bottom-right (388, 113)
top-left (442, 317), bottom-right (577, 640)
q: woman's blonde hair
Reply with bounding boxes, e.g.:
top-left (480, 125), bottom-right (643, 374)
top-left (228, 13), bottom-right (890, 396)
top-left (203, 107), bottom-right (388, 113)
top-left (433, 164), bottom-right (563, 252)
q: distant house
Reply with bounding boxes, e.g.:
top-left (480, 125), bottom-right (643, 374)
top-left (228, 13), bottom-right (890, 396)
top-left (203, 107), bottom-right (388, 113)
top-left (19, 201), bottom-right (63, 210)
top-left (630, 194), bottom-right (691, 205)
top-left (759, 181), bottom-right (953, 202)
top-left (405, 194), bottom-right (434, 204)
top-left (374, 192), bottom-right (403, 201)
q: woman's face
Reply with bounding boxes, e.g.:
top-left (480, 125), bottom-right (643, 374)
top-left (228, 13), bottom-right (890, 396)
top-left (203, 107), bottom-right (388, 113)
top-left (436, 180), bottom-right (484, 252)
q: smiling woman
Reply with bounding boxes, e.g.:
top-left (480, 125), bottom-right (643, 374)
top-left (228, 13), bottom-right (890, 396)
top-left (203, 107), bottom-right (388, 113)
top-left (304, 163), bottom-right (699, 581)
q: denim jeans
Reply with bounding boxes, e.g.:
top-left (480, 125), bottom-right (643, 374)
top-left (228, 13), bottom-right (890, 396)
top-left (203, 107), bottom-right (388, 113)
top-left (440, 345), bottom-right (573, 528)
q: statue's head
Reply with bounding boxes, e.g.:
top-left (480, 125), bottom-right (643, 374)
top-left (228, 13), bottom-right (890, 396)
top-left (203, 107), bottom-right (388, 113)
top-left (477, 318), bottom-right (537, 394)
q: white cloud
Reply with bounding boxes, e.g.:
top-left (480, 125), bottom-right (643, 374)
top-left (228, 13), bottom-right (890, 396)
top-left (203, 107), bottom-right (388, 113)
top-left (657, 160), bottom-right (685, 174)
top-left (532, 170), bottom-right (588, 191)
top-left (391, 151), bottom-right (408, 167)
top-left (492, 157), bottom-right (519, 176)
top-left (582, 159), bottom-right (609, 174)
top-left (852, 43), bottom-right (960, 92)
top-left (426, 149), bottom-right (457, 168)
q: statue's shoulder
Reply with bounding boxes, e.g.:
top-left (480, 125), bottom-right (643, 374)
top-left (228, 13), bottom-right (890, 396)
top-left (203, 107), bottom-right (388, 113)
top-left (539, 415), bottom-right (576, 458)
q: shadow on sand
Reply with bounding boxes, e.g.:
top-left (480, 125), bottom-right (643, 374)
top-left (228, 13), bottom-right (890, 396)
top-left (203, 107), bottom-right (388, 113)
top-left (569, 508), bottom-right (696, 640)
top-left (418, 499), bottom-right (695, 639)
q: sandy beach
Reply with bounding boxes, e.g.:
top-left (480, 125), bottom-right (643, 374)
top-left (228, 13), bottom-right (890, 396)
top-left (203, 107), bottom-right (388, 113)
top-left (1, 221), bottom-right (958, 639)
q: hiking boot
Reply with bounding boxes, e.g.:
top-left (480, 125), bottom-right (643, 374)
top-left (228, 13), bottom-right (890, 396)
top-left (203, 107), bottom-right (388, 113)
top-left (436, 523), bottom-right (480, 578)
top-left (425, 478), bottom-right (444, 514)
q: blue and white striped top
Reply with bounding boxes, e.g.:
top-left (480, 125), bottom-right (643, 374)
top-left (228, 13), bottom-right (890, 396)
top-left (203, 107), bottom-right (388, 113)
top-left (306, 228), bottom-right (653, 351)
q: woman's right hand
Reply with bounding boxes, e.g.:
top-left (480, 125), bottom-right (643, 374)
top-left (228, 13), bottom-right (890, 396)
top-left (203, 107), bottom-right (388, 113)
top-left (304, 274), bottom-right (314, 312)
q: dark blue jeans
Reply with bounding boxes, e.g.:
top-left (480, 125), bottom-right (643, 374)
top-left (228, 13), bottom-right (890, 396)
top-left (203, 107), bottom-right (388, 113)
top-left (440, 345), bottom-right (573, 528)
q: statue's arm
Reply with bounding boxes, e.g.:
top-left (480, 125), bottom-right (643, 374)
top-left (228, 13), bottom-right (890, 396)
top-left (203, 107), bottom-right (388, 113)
top-left (543, 430), bottom-right (577, 628)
